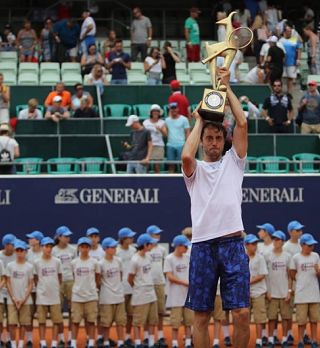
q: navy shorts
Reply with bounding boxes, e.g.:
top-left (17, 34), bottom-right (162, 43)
top-left (185, 235), bottom-right (250, 312)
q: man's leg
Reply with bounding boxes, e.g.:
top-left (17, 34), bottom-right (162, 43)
top-left (131, 44), bottom-right (139, 62)
top-left (193, 311), bottom-right (211, 348)
top-left (232, 308), bottom-right (250, 348)
top-left (141, 44), bottom-right (148, 61)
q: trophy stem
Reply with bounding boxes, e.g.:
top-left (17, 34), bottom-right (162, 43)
top-left (208, 59), bottom-right (217, 90)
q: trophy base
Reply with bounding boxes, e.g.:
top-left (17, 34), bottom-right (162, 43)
top-left (199, 88), bottom-right (226, 123)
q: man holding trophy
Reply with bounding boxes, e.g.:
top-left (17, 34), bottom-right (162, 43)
top-left (181, 12), bottom-right (252, 348)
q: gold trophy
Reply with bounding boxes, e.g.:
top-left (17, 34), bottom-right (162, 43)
top-left (199, 11), bottom-right (253, 122)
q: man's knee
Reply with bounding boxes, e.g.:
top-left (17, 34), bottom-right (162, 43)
top-left (194, 311), bottom-right (211, 330)
top-left (232, 308), bottom-right (250, 325)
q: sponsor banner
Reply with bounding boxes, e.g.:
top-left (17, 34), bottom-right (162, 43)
top-left (0, 175), bottom-right (319, 245)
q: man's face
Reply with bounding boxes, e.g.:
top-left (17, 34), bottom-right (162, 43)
top-left (272, 237), bottom-right (284, 249)
top-left (79, 244), bottom-right (90, 256)
top-left (89, 234), bottom-right (100, 246)
top-left (191, 10), bottom-right (199, 19)
top-left (257, 229), bottom-right (267, 239)
top-left (284, 26), bottom-right (292, 38)
top-left (56, 83), bottom-right (64, 93)
top-left (301, 244), bottom-right (313, 254)
top-left (308, 84), bottom-right (317, 93)
top-left (272, 81), bottom-right (282, 94)
top-left (289, 229), bottom-right (303, 239)
top-left (133, 8), bottom-right (141, 19)
top-left (43, 244), bottom-right (53, 256)
top-left (201, 126), bottom-right (225, 160)
top-left (106, 247), bottom-right (116, 256)
top-left (82, 11), bottom-right (89, 19)
top-left (115, 42), bottom-right (122, 52)
top-left (170, 107), bottom-right (179, 117)
top-left (245, 242), bottom-right (257, 254)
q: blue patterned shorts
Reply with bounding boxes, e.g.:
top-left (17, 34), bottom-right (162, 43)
top-left (185, 235), bottom-right (250, 312)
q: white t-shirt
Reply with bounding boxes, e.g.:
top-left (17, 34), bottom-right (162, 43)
top-left (0, 251), bottom-right (16, 298)
top-left (183, 146), bottom-right (245, 243)
top-left (129, 253), bottom-right (156, 305)
top-left (0, 260), bottom-right (4, 303)
top-left (249, 253), bottom-right (268, 298)
top-left (18, 108), bottom-right (43, 120)
top-left (143, 119), bottom-right (166, 147)
top-left (244, 66), bottom-right (264, 84)
top-left (217, 25), bottom-right (226, 42)
top-left (257, 242), bottom-right (273, 257)
top-left (89, 244), bottom-right (105, 260)
top-left (27, 249), bottom-right (42, 264)
top-left (52, 244), bottom-right (77, 282)
top-left (164, 253), bottom-right (189, 307)
top-left (146, 244), bottom-right (167, 285)
top-left (34, 257), bottom-right (62, 305)
top-left (264, 250), bottom-right (291, 298)
top-left (6, 261), bottom-right (34, 305)
top-left (217, 50), bottom-right (243, 83)
top-left (116, 245), bottom-right (136, 295)
top-left (80, 16), bottom-right (96, 39)
top-left (145, 56), bottom-right (162, 74)
top-left (283, 240), bottom-right (301, 258)
top-left (0, 136), bottom-right (19, 162)
top-left (71, 257), bottom-right (100, 302)
top-left (290, 252), bottom-right (320, 304)
top-left (99, 256), bottom-right (124, 304)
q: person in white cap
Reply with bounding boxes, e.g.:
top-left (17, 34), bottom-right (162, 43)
top-left (143, 105), bottom-right (167, 174)
top-left (0, 124), bottom-right (19, 175)
top-left (123, 115), bottom-right (152, 174)
top-left (45, 95), bottom-right (70, 122)
top-left (259, 35), bottom-right (285, 66)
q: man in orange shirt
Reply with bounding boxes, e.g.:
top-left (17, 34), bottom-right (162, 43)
top-left (44, 82), bottom-right (72, 109)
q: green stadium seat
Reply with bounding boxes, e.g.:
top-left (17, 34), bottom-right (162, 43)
top-left (163, 104), bottom-right (169, 116)
top-left (104, 104), bottom-right (132, 117)
top-left (15, 157), bottom-right (43, 174)
top-left (47, 157), bottom-right (79, 174)
top-left (188, 62), bottom-right (206, 74)
top-left (307, 75), bottom-right (320, 84)
top-left (150, 39), bottom-right (159, 47)
top-left (0, 51), bottom-right (17, 63)
top-left (191, 71), bottom-right (210, 84)
top-left (127, 72), bottom-right (147, 85)
top-left (0, 62), bottom-right (17, 75)
top-left (40, 72), bottom-right (60, 85)
top-left (245, 156), bottom-right (258, 173)
top-left (2, 71), bottom-right (16, 85)
top-left (62, 72), bottom-right (82, 85)
top-left (16, 104), bottom-right (44, 115)
top-left (175, 62), bottom-right (187, 73)
top-left (133, 104), bottom-right (153, 118)
top-left (258, 156), bottom-right (290, 173)
top-left (19, 62), bottom-right (39, 74)
top-left (79, 157), bottom-right (107, 174)
top-left (18, 72), bottom-right (39, 85)
top-left (40, 62), bottom-right (60, 75)
top-left (176, 71), bottom-right (190, 84)
top-left (130, 62), bottom-right (144, 72)
top-left (292, 153), bottom-right (320, 173)
top-left (61, 62), bottom-right (81, 74)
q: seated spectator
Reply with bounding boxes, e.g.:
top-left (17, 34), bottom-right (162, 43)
top-left (144, 47), bottom-right (166, 85)
top-left (86, 64), bottom-right (109, 95)
top-left (106, 39), bottom-right (131, 85)
top-left (162, 41), bottom-right (180, 84)
top-left (244, 64), bottom-right (267, 84)
top-left (40, 18), bottom-right (56, 62)
top-left (18, 99), bottom-right (43, 119)
top-left (102, 29), bottom-right (117, 59)
top-left (73, 98), bottom-right (98, 118)
top-left (44, 82), bottom-right (71, 109)
top-left (168, 80), bottom-right (191, 119)
top-left (45, 95), bottom-right (70, 122)
top-left (239, 96), bottom-right (260, 118)
top-left (0, 123), bottom-right (20, 175)
top-left (80, 43), bottom-right (103, 76)
top-left (0, 24), bottom-right (16, 51)
top-left (17, 20), bottom-right (38, 62)
top-left (71, 83), bottom-right (93, 111)
top-left (0, 73), bottom-right (10, 124)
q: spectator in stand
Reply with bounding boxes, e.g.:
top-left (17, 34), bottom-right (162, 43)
top-left (217, 11), bottom-right (227, 42)
top-left (40, 18), bottom-right (56, 62)
top-left (144, 47), bottom-right (166, 85)
top-left (184, 7), bottom-right (201, 62)
top-left (168, 80), bottom-right (191, 119)
top-left (279, 21), bottom-right (302, 97)
top-left (162, 41), bottom-right (180, 84)
top-left (165, 102), bottom-right (190, 173)
top-left (0, 124), bottom-right (19, 175)
top-left (244, 64), bottom-right (268, 84)
top-left (102, 29), bottom-right (117, 59)
top-left (303, 25), bottom-right (319, 74)
top-left (45, 82), bottom-right (71, 109)
top-left (239, 96), bottom-right (261, 118)
top-left (45, 96), bottom-right (70, 122)
top-left (264, 3), bottom-right (282, 33)
top-left (259, 34), bottom-right (285, 66)
top-left (106, 39), bottom-right (131, 85)
top-left (234, 3), bottom-right (252, 27)
top-left (0, 73), bottom-right (10, 123)
top-left (302, 4), bottom-right (315, 30)
top-left (80, 9), bottom-right (96, 55)
top-left (296, 80), bottom-right (320, 134)
top-left (130, 7), bottom-right (152, 62)
top-left (18, 98), bottom-right (43, 119)
top-left (71, 83), bottom-right (93, 111)
top-left (123, 115), bottom-right (152, 174)
top-left (262, 79), bottom-right (294, 133)
top-left (266, 36), bottom-right (285, 84)
top-left (80, 43), bottom-right (104, 77)
top-left (0, 24), bottom-right (16, 51)
top-left (73, 98), bottom-right (98, 118)
top-left (17, 20), bottom-right (38, 62)
top-left (53, 19), bottom-right (80, 63)
top-left (86, 64), bottom-right (109, 94)
top-left (143, 104), bottom-right (167, 174)
top-left (251, 11), bottom-right (269, 64)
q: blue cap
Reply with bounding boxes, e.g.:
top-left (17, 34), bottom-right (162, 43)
top-left (146, 225), bottom-right (163, 235)
top-left (244, 234), bottom-right (260, 244)
top-left (272, 230), bottom-right (286, 241)
top-left (136, 233), bottom-right (158, 247)
top-left (172, 235), bottom-right (191, 247)
top-left (14, 239), bottom-right (28, 250)
top-left (287, 220), bottom-right (304, 232)
top-left (2, 234), bottom-right (16, 246)
top-left (169, 102), bottom-right (178, 108)
top-left (86, 227), bottom-right (100, 236)
top-left (118, 227), bottom-right (136, 239)
top-left (26, 230), bottom-right (44, 241)
top-left (77, 237), bottom-right (92, 246)
top-left (300, 233), bottom-right (318, 246)
top-left (56, 226), bottom-right (73, 237)
top-left (41, 237), bottom-right (55, 246)
top-left (256, 223), bottom-right (275, 235)
top-left (102, 237), bottom-right (118, 249)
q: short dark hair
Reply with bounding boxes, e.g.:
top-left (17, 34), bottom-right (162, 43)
top-left (74, 83), bottom-right (83, 89)
top-left (272, 79), bottom-right (282, 86)
top-left (200, 121), bottom-right (227, 141)
top-left (114, 39), bottom-right (122, 44)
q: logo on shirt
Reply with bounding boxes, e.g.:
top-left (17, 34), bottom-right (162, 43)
top-left (76, 267), bottom-right (90, 276)
top-left (301, 262), bottom-right (315, 272)
top-left (150, 253), bottom-right (162, 263)
top-left (176, 264), bottom-right (188, 272)
top-left (142, 264), bottom-right (151, 274)
top-left (271, 261), bottom-right (286, 271)
top-left (41, 267), bottom-right (56, 277)
top-left (105, 267), bottom-right (119, 278)
top-left (13, 270), bottom-right (26, 279)
top-left (59, 254), bottom-right (71, 264)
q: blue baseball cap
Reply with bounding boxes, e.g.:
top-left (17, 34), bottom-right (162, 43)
top-left (26, 230), bottom-right (44, 241)
top-left (244, 234), bottom-right (260, 244)
top-left (287, 220), bottom-right (304, 232)
top-left (86, 227), bottom-right (100, 236)
top-left (41, 237), bottom-right (55, 246)
top-left (172, 235), bottom-right (191, 247)
top-left (272, 230), bottom-right (286, 241)
top-left (136, 233), bottom-right (158, 247)
top-left (2, 234), bottom-right (16, 246)
top-left (14, 239), bottom-right (28, 250)
top-left (102, 237), bottom-right (118, 249)
top-left (146, 225), bottom-right (163, 234)
top-left (77, 237), bottom-right (92, 246)
top-left (300, 233), bottom-right (318, 246)
top-left (118, 227), bottom-right (136, 239)
top-left (256, 223), bottom-right (275, 235)
top-left (56, 226), bottom-right (73, 237)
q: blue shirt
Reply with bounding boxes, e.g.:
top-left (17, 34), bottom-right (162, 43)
top-left (53, 19), bottom-right (80, 48)
top-left (165, 116), bottom-right (190, 147)
top-left (279, 36), bottom-right (302, 66)
top-left (109, 51), bottom-right (131, 80)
